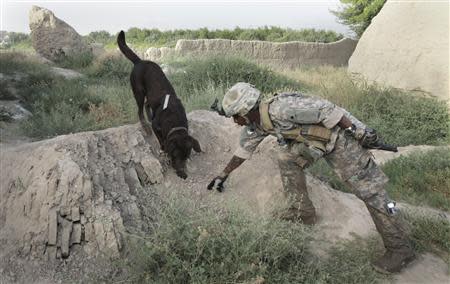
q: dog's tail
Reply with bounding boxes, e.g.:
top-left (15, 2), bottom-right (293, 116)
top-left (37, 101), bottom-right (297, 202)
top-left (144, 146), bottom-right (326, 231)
top-left (117, 30), bottom-right (141, 64)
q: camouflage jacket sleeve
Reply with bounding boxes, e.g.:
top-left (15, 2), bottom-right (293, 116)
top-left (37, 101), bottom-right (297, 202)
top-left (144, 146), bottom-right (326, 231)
top-left (233, 125), bottom-right (268, 159)
top-left (338, 107), bottom-right (367, 129)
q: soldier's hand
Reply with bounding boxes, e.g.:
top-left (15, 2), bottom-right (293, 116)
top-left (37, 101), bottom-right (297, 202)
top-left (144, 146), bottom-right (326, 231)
top-left (345, 124), bottom-right (378, 144)
top-left (207, 175), bottom-right (228, 192)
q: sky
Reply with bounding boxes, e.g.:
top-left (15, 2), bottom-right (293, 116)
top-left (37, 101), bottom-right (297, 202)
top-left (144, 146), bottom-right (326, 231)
top-left (1, 0), bottom-right (354, 37)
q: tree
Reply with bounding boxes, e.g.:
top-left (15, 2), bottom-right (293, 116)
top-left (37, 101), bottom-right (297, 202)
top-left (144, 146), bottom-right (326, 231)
top-left (332, 0), bottom-right (386, 37)
top-left (87, 30), bottom-right (112, 44)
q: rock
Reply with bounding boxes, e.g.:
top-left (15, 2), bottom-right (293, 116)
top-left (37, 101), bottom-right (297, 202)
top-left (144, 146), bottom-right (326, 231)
top-left (47, 246), bottom-right (57, 262)
top-left (29, 6), bottom-right (93, 61)
top-left (50, 67), bottom-right (84, 79)
top-left (47, 209), bottom-right (58, 246)
top-left (0, 100), bottom-right (32, 122)
top-left (70, 223), bottom-right (82, 246)
top-left (348, 0), bottom-right (449, 102)
top-left (0, 71), bottom-right (28, 99)
top-left (60, 218), bottom-right (72, 258)
top-left (71, 207), bottom-right (80, 222)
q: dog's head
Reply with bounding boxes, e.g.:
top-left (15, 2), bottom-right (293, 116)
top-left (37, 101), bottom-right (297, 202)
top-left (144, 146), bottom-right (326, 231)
top-left (165, 133), bottom-right (201, 179)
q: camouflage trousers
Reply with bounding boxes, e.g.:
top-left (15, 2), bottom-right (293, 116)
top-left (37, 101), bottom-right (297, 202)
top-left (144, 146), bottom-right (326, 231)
top-left (278, 130), bottom-right (412, 252)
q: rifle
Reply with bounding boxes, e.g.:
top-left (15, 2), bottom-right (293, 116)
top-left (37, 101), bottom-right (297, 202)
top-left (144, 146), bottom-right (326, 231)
top-left (210, 98), bottom-right (226, 116)
top-left (346, 126), bottom-right (398, 152)
top-left (364, 140), bottom-right (398, 152)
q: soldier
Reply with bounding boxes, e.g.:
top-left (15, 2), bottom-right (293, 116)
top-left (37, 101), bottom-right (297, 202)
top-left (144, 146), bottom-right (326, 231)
top-left (207, 82), bottom-right (415, 274)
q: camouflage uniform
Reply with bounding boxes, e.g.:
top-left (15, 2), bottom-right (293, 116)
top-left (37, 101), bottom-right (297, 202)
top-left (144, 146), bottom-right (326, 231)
top-left (234, 92), bottom-right (412, 252)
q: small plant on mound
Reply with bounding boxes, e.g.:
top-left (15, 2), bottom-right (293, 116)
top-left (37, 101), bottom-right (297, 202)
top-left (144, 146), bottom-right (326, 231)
top-left (382, 148), bottom-right (450, 211)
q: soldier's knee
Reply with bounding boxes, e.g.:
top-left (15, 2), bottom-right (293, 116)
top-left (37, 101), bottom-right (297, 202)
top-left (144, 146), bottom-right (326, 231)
top-left (364, 193), bottom-right (400, 218)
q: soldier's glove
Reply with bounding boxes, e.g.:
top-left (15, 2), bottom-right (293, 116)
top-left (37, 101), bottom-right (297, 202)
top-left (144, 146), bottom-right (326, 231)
top-left (345, 124), bottom-right (378, 146)
top-left (207, 175), bottom-right (228, 192)
top-left (359, 128), bottom-right (379, 148)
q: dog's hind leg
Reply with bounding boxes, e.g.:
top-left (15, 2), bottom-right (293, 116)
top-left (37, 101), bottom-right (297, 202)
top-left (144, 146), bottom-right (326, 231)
top-left (132, 86), bottom-right (153, 135)
top-left (145, 100), bottom-right (153, 121)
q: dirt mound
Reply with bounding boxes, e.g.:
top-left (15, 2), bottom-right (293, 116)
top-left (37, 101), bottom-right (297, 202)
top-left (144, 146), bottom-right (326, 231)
top-left (1, 125), bottom-right (163, 273)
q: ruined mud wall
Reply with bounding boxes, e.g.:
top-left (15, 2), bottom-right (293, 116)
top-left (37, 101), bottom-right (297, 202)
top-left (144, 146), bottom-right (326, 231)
top-left (0, 125), bottom-right (164, 262)
top-left (145, 38), bottom-right (358, 68)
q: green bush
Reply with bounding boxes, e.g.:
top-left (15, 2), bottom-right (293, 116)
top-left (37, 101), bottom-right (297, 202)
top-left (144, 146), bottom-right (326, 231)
top-left (0, 51), bottom-right (135, 138)
top-left (405, 211), bottom-right (450, 263)
top-left (180, 82), bottom-right (228, 112)
top-left (20, 77), bottom-right (137, 139)
top-left (104, 26), bottom-right (343, 48)
top-left (87, 30), bottom-right (112, 44)
top-left (0, 52), bottom-right (52, 75)
top-left (350, 87), bottom-right (449, 146)
top-left (19, 79), bottom-right (106, 138)
top-left (0, 51), bottom-right (56, 103)
top-left (21, 101), bottom-right (96, 138)
top-left (332, 0), bottom-right (386, 37)
top-left (124, 191), bottom-right (384, 283)
top-left (0, 32), bottom-right (31, 50)
top-left (168, 56), bottom-right (303, 105)
top-left (382, 148), bottom-right (450, 211)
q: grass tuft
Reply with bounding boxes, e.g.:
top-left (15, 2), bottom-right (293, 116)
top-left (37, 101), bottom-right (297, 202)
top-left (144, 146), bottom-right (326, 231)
top-left (382, 148), bottom-right (450, 211)
top-left (404, 210), bottom-right (450, 264)
top-left (122, 191), bottom-right (385, 283)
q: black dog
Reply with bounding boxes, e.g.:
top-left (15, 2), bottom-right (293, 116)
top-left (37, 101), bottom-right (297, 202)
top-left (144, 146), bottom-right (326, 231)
top-left (117, 30), bottom-right (201, 179)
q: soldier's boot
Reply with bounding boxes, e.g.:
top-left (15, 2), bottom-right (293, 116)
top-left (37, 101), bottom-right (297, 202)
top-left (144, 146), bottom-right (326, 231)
top-left (278, 158), bottom-right (316, 225)
top-left (367, 206), bottom-right (415, 274)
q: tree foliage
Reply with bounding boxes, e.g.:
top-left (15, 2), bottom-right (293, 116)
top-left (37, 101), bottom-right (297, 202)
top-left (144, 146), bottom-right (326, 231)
top-left (332, 0), bottom-right (386, 37)
top-left (87, 26), bottom-right (343, 47)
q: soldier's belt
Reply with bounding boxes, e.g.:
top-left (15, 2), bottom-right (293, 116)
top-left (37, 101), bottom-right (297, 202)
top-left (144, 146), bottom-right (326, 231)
top-left (280, 126), bottom-right (332, 142)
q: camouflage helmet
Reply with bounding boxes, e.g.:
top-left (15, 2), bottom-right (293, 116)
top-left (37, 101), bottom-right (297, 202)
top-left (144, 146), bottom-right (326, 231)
top-left (222, 82), bottom-right (261, 117)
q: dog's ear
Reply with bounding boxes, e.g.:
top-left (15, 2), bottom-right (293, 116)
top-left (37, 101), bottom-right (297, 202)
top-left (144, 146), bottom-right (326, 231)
top-left (190, 136), bottom-right (202, 152)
